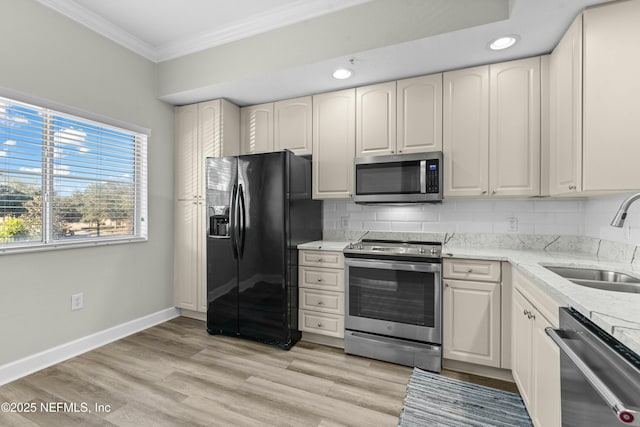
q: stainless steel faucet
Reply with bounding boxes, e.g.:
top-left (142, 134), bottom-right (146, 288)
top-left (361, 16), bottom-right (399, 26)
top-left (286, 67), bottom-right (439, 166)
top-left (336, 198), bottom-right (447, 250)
top-left (610, 193), bottom-right (640, 227)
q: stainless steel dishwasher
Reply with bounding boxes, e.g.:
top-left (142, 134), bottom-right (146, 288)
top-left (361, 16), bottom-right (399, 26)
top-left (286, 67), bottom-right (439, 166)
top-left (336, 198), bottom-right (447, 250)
top-left (546, 307), bottom-right (640, 426)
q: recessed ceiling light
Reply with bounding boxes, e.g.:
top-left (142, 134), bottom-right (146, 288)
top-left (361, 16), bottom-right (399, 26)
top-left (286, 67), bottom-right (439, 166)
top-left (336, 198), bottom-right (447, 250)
top-left (489, 35), bottom-right (519, 50)
top-left (333, 68), bottom-right (353, 79)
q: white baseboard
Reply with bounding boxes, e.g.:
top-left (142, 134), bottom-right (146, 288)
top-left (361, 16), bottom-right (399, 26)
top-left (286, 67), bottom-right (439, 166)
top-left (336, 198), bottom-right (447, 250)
top-left (0, 307), bottom-right (180, 386)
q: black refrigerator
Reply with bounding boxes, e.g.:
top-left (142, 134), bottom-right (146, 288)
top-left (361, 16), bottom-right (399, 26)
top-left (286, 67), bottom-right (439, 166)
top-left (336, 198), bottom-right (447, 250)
top-left (205, 151), bottom-right (322, 349)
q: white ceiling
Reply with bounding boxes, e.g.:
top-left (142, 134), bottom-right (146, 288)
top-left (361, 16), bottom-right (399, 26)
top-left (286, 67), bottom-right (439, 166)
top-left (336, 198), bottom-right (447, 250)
top-left (35, 0), bottom-right (608, 106)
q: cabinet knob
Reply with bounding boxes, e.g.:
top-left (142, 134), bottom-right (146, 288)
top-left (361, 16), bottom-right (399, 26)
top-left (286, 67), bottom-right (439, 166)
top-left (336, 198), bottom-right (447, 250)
top-left (317, 301), bottom-right (324, 305)
top-left (398, 150), bottom-right (403, 153)
top-left (467, 268), bottom-right (474, 273)
top-left (482, 190), bottom-right (487, 194)
top-left (492, 190), bottom-right (497, 195)
top-left (390, 150), bottom-right (395, 154)
top-left (317, 278), bottom-right (323, 282)
top-left (568, 185), bottom-right (576, 190)
top-left (317, 323), bottom-right (323, 328)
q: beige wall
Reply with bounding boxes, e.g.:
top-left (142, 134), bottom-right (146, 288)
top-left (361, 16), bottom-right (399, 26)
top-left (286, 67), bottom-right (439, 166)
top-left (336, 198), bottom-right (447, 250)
top-left (0, 0), bottom-right (174, 365)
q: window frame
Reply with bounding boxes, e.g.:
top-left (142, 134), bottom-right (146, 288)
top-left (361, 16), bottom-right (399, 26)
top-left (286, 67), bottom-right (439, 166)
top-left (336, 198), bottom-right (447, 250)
top-left (0, 91), bottom-right (149, 254)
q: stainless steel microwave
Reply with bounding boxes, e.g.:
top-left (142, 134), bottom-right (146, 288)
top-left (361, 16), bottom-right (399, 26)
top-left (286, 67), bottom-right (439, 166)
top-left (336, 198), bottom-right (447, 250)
top-left (353, 151), bottom-right (443, 204)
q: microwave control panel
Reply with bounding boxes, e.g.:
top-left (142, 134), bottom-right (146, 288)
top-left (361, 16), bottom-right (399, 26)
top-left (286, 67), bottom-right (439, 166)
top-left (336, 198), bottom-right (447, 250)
top-left (426, 160), bottom-right (439, 193)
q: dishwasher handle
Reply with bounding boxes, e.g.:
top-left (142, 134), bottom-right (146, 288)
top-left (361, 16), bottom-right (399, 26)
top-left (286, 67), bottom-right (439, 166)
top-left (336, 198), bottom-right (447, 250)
top-left (546, 327), bottom-right (639, 426)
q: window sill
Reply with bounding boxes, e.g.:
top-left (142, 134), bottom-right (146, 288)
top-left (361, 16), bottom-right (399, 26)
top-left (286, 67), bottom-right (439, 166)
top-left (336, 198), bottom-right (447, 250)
top-left (0, 237), bottom-right (148, 255)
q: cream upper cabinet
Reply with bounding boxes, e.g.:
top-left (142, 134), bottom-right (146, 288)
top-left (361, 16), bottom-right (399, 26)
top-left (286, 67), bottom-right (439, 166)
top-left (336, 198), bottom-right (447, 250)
top-left (549, 14), bottom-right (582, 195)
top-left (312, 89), bottom-right (356, 199)
top-left (443, 66), bottom-right (490, 197)
top-left (274, 96), bottom-right (312, 155)
top-left (397, 74), bottom-right (443, 154)
top-left (174, 99), bottom-right (240, 314)
top-left (582, 0), bottom-right (640, 192)
top-left (444, 59), bottom-right (541, 198)
top-left (490, 57), bottom-right (541, 197)
top-left (241, 102), bottom-right (273, 154)
top-left (356, 81), bottom-right (397, 157)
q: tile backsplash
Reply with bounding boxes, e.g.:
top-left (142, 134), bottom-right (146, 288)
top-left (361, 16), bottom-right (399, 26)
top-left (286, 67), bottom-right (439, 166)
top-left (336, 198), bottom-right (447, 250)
top-left (323, 192), bottom-right (640, 246)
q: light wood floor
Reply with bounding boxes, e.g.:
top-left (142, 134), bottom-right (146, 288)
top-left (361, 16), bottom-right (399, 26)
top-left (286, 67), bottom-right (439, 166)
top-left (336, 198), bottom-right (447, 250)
top-left (0, 317), bottom-right (517, 426)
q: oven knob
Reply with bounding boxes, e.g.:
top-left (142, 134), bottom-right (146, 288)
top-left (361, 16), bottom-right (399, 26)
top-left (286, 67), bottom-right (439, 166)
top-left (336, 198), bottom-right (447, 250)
top-left (358, 244), bottom-right (363, 250)
top-left (419, 248), bottom-right (425, 254)
top-left (430, 247), bottom-right (438, 254)
top-left (348, 243), bottom-right (354, 249)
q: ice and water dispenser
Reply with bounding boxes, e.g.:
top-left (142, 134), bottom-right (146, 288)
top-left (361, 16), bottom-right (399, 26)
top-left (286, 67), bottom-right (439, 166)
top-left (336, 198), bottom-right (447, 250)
top-left (209, 205), bottom-right (230, 237)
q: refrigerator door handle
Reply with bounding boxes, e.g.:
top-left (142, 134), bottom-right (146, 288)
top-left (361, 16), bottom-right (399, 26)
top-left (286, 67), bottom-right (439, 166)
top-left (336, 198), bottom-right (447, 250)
top-left (238, 183), bottom-right (246, 258)
top-left (230, 184), bottom-right (238, 259)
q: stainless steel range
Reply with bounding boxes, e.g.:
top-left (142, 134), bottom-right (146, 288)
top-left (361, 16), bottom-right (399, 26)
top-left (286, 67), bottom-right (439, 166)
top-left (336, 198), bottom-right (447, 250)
top-left (343, 239), bottom-right (443, 372)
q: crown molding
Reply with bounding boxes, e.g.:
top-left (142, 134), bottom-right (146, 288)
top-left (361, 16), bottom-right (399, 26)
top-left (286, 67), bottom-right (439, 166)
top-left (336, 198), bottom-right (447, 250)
top-left (35, 0), bottom-right (158, 61)
top-left (155, 0), bottom-right (373, 61)
top-left (35, 0), bottom-right (373, 63)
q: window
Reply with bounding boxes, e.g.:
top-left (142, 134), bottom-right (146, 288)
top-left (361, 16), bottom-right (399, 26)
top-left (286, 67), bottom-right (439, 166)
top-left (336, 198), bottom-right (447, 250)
top-left (0, 96), bottom-right (147, 252)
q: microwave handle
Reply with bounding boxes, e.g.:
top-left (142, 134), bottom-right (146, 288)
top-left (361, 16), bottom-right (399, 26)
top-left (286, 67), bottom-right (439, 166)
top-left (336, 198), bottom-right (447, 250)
top-left (420, 160), bottom-right (426, 193)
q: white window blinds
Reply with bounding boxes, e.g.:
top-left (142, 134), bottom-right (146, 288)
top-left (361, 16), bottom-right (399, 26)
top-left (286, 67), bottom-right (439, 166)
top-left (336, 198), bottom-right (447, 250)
top-left (0, 96), bottom-right (147, 251)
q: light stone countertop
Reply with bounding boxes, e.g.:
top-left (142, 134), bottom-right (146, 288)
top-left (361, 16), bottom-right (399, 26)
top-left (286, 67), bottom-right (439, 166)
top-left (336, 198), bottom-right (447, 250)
top-left (298, 238), bottom-right (640, 355)
top-left (444, 246), bottom-right (640, 356)
top-left (297, 240), bottom-right (351, 252)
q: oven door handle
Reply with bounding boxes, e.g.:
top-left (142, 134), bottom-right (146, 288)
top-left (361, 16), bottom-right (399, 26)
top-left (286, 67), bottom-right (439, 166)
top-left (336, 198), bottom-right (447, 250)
top-left (344, 257), bottom-right (441, 273)
top-left (546, 327), bottom-right (640, 426)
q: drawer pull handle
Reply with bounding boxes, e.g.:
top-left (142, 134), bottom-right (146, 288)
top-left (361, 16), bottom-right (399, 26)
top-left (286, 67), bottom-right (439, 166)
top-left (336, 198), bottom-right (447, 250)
top-left (317, 323), bottom-right (323, 328)
top-left (314, 258), bottom-right (324, 262)
top-left (317, 278), bottom-right (323, 282)
top-left (467, 268), bottom-right (474, 273)
top-left (317, 301), bottom-right (324, 305)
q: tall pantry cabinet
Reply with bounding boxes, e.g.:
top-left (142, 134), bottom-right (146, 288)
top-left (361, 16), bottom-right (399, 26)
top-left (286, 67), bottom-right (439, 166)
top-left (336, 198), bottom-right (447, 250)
top-left (174, 99), bottom-right (240, 314)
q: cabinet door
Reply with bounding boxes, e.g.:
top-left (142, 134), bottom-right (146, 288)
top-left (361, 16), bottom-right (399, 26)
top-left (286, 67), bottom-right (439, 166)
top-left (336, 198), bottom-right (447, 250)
top-left (356, 82), bottom-right (396, 157)
top-left (240, 103), bottom-right (274, 154)
top-left (443, 279), bottom-right (501, 367)
top-left (490, 57), bottom-right (541, 197)
top-left (531, 311), bottom-right (561, 427)
top-left (583, 0), bottom-right (640, 191)
top-left (175, 105), bottom-right (199, 201)
top-left (274, 96), bottom-right (312, 155)
top-left (549, 15), bottom-right (582, 195)
top-left (312, 89), bottom-right (356, 199)
top-left (174, 200), bottom-right (199, 310)
top-left (443, 66), bottom-right (490, 196)
top-left (397, 74), bottom-right (443, 154)
top-left (511, 289), bottom-right (533, 410)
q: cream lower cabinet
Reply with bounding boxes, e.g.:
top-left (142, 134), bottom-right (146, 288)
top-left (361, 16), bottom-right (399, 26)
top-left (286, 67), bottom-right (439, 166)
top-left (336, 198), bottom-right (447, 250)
top-left (443, 259), bottom-right (502, 368)
top-left (174, 100), bottom-right (240, 314)
top-left (312, 89), bottom-right (355, 199)
top-left (298, 250), bottom-right (345, 338)
top-left (512, 269), bottom-right (561, 427)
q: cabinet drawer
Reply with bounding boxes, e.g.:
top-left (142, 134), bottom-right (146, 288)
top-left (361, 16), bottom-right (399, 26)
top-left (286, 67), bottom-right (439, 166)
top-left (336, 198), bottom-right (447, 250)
top-left (300, 288), bottom-right (344, 315)
top-left (299, 310), bottom-right (344, 338)
top-left (443, 258), bottom-right (501, 282)
top-left (299, 250), bottom-right (344, 269)
top-left (299, 266), bottom-right (344, 291)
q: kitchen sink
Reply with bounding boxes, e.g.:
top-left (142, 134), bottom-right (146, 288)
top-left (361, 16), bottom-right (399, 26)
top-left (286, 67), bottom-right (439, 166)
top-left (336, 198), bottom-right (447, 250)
top-left (542, 265), bottom-right (640, 293)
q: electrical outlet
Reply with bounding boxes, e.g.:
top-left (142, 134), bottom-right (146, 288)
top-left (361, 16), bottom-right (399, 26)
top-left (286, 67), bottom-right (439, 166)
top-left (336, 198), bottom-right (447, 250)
top-left (508, 217), bottom-right (518, 232)
top-left (71, 293), bottom-right (84, 311)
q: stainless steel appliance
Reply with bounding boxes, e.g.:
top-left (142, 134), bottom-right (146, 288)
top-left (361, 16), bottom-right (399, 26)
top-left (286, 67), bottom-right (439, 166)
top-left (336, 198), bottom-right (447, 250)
top-left (205, 151), bottom-right (322, 349)
top-left (353, 151), bottom-right (443, 204)
top-left (343, 239), bottom-right (443, 372)
top-left (546, 307), bottom-right (640, 426)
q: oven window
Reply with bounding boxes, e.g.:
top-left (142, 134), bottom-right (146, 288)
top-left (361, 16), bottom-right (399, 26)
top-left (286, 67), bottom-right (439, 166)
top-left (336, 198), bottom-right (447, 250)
top-left (348, 266), bottom-right (436, 327)
top-left (356, 161), bottom-right (421, 195)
